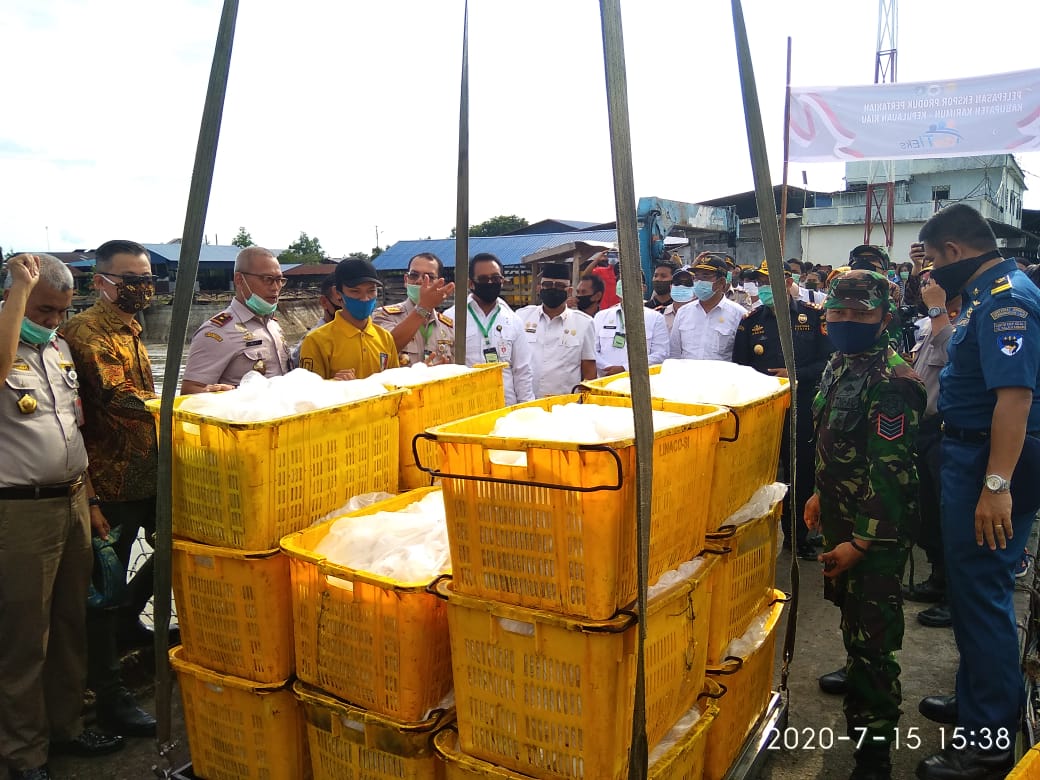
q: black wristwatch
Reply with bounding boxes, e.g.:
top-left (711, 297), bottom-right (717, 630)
top-left (927, 305), bottom-right (944, 319)
top-left (88, 496), bottom-right (102, 507)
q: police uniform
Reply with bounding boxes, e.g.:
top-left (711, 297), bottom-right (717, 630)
top-left (733, 295), bottom-right (833, 555)
top-left (516, 304), bottom-right (596, 397)
top-left (183, 298), bottom-right (290, 387)
top-left (0, 336), bottom-right (92, 770)
top-left (813, 271), bottom-right (925, 770)
top-left (371, 298), bottom-right (455, 367)
top-left (592, 303), bottom-right (670, 375)
top-left (937, 257), bottom-right (1040, 741)
top-left (464, 295), bottom-right (534, 405)
top-left (298, 314), bottom-right (399, 380)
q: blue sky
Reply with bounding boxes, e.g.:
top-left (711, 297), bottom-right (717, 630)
top-left (2, 0), bottom-right (1039, 258)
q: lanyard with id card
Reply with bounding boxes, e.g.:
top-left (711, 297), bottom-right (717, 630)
top-left (469, 303), bottom-right (502, 362)
top-left (612, 309), bottom-right (626, 349)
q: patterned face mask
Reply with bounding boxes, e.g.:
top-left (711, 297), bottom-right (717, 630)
top-left (101, 274), bottom-right (155, 313)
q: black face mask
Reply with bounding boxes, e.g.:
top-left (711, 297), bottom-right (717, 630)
top-left (652, 281), bottom-right (672, 297)
top-left (576, 294), bottom-right (599, 311)
top-left (539, 288), bottom-right (569, 309)
top-left (472, 281), bottom-right (502, 305)
top-left (928, 249), bottom-right (1002, 297)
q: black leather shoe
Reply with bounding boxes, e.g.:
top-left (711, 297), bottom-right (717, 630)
top-left (918, 603), bottom-right (952, 628)
top-left (819, 668), bottom-right (848, 695)
top-left (10, 767), bottom-right (51, 780)
top-left (918, 694), bottom-right (957, 725)
top-left (903, 572), bottom-right (945, 603)
top-left (51, 728), bottom-right (125, 757)
top-left (96, 687), bottom-right (157, 738)
top-left (916, 746), bottom-right (1013, 779)
top-left (797, 542), bottom-right (819, 561)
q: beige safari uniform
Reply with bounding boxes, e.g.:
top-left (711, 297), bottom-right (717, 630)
top-left (371, 298), bottom-right (455, 366)
top-left (183, 298), bottom-right (291, 387)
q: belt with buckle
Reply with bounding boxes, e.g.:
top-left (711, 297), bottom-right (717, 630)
top-left (942, 423), bottom-right (1040, 444)
top-left (0, 475), bottom-right (85, 500)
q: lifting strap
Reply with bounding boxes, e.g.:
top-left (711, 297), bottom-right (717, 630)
top-left (730, 0), bottom-right (801, 698)
top-left (453, 0), bottom-right (470, 365)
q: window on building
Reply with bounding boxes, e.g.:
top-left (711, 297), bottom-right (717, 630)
top-left (932, 185), bottom-right (951, 202)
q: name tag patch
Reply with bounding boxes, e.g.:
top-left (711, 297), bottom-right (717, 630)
top-left (991, 306), bottom-right (1028, 320)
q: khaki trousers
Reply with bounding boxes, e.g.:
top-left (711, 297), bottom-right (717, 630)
top-left (0, 490), bottom-right (91, 771)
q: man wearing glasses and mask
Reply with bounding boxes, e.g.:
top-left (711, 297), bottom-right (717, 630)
top-left (181, 246), bottom-right (291, 393)
top-left (372, 252), bottom-right (455, 366)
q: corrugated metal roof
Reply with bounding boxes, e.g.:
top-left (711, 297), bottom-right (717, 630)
top-left (373, 230), bottom-right (619, 271)
top-left (141, 243), bottom-right (244, 264)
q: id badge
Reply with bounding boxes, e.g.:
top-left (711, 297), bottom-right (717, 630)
top-left (483, 347), bottom-right (500, 363)
top-left (612, 333), bottom-right (627, 349)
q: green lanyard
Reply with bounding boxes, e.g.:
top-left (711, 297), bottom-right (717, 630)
top-left (468, 303), bottom-right (501, 344)
top-left (419, 321), bottom-right (434, 344)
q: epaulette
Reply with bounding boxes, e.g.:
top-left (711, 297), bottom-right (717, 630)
top-left (382, 304), bottom-right (404, 314)
top-left (438, 312), bottom-right (454, 327)
top-left (990, 276), bottom-right (1013, 296)
top-left (209, 312), bottom-right (233, 327)
top-left (803, 300), bottom-right (823, 311)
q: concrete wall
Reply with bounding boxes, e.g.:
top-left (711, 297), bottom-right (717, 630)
top-left (138, 298), bottom-right (323, 345)
top-left (799, 223), bottom-right (924, 266)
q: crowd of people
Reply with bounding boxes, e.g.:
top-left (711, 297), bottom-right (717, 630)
top-left (2, 203), bottom-right (1039, 779)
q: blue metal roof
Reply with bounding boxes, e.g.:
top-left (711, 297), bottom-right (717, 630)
top-left (141, 243), bottom-right (244, 265)
top-left (373, 230), bottom-right (619, 271)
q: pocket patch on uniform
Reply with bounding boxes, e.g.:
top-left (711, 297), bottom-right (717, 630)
top-left (877, 413), bottom-right (905, 441)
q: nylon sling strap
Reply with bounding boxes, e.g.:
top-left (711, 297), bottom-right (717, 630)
top-left (453, 0), bottom-right (470, 365)
top-left (730, 0), bottom-right (801, 696)
top-left (598, 3), bottom-right (651, 778)
top-left (154, 0), bottom-right (240, 765)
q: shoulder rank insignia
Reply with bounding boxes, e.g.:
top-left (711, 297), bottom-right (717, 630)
top-left (438, 312), bottom-right (454, 327)
top-left (383, 304), bottom-right (404, 314)
top-left (209, 312), bottom-right (233, 327)
top-left (204, 331), bottom-right (223, 343)
top-left (990, 276), bottom-right (1013, 295)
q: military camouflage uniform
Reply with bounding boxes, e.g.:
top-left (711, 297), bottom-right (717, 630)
top-left (813, 271), bottom-right (926, 753)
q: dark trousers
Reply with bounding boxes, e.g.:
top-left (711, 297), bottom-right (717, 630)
top-left (86, 497), bottom-right (156, 700)
top-left (780, 391), bottom-right (817, 547)
top-left (914, 416), bottom-right (944, 568)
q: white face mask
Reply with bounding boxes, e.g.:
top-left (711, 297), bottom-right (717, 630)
top-left (744, 281), bottom-right (759, 297)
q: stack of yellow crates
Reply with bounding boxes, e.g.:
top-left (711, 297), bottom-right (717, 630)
top-left (155, 391), bottom-right (405, 779)
top-left (422, 392), bottom-right (732, 779)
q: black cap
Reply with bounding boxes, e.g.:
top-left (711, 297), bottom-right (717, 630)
top-left (541, 263), bottom-right (570, 281)
top-left (692, 257), bottom-right (728, 277)
top-left (335, 258), bottom-right (381, 288)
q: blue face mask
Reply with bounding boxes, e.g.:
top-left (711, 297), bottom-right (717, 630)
top-left (341, 292), bottom-right (377, 321)
top-left (758, 286), bottom-right (775, 307)
top-left (827, 319), bottom-right (884, 355)
top-left (670, 284), bottom-right (695, 303)
top-left (20, 318), bottom-right (58, 345)
top-left (693, 280), bottom-right (716, 301)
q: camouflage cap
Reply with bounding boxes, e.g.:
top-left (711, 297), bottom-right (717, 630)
top-left (848, 244), bottom-right (891, 271)
top-left (824, 269), bottom-right (892, 311)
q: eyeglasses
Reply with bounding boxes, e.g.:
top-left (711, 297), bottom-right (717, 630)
top-left (404, 270), bottom-right (438, 283)
top-left (539, 281), bottom-right (569, 291)
top-left (240, 272), bottom-right (288, 287)
top-left (474, 275), bottom-right (505, 284)
top-left (100, 273), bottom-right (156, 285)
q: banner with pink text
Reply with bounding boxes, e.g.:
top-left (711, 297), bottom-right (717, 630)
top-left (788, 68), bottom-right (1040, 163)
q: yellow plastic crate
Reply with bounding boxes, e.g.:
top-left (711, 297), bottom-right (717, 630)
top-left (280, 487), bottom-right (453, 721)
top-left (421, 393), bottom-right (727, 620)
top-left (704, 592), bottom-right (786, 780)
top-left (382, 363), bottom-right (506, 490)
top-left (172, 539), bottom-right (293, 683)
top-left (582, 367), bottom-right (791, 528)
top-left (294, 681), bottom-right (451, 780)
top-left (434, 679), bottom-right (723, 780)
top-left (149, 391), bottom-right (404, 549)
top-left (1009, 747), bottom-right (1040, 779)
top-left (703, 500), bottom-right (782, 665)
top-left (169, 646), bottom-right (309, 780)
top-left (439, 556), bottom-right (716, 780)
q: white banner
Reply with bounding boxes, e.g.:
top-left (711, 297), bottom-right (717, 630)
top-left (788, 68), bottom-right (1040, 163)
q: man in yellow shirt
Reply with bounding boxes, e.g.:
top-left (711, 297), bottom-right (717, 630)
top-left (299, 258), bottom-right (399, 379)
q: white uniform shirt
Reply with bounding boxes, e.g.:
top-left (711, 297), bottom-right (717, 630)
top-left (798, 286), bottom-right (823, 306)
top-left (670, 296), bottom-right (746, 361)
top-left (592, 304), bottom-right (670, 376)
top-left (464, 295), bottom-right (535, 405)
top-left (516, 305), bottom-right (596, 397)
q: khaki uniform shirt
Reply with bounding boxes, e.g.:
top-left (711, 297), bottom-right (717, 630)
top-left (1, 338), bottom-right (88, 487)
top-left (183, 298), bottom-right (291, 387)
top-left (371, 299), bottom-right (455, 366)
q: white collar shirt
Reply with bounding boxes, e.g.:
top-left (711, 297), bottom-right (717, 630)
top-left (592, 303), bottom-right (670, 376)
top-left (516, 305), bottom-right (596, 397)
top-left (669, 295), bottom-right (746, 361)
top-left (465, 295), bottom-right (534, 405)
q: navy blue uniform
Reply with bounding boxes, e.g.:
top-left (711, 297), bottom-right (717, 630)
top-left (938, 258), bottom-right (1040, 738)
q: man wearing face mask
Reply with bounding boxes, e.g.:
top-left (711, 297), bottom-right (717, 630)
top-left (373, 252), bottom-right (455, 367)
top-left (181, 246), bottom-right (291, 393)
top-left (647, 260), bottom-right (676, 311)
top-left (661, 265), bottom-right (696, 336)
top-left (734, 260), bottom-right (833, 561)
top-left (915, 204), bottom-right (1040, 780)
top-left (1, 254), bottom-right (124, 780)
top-left (593, 269), bottom-right (669, 376)
top-left (463, 253), bottom-right (534, 404)
top-left (299, 257), bottom-right (398, 380)
top-left (573, 274), bottom-right (605, 317)
top-left (803, 270), bottom-right (925, 780)
top-left (517, 264), bottom-right (596, 396)
top-left (669, 256), bottom-right (747, 361)
top-left (60, 240), bottom-right (161, 739)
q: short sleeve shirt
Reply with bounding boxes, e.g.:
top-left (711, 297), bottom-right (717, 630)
top-left (298, 314), bottom-right (399, 380)
top-left (516, 305), bottom-right (596, 397)
top-left (184, 298), bottom-right (291, 387)
top-left (371, 298), bottom-right (455, 367)
top-left (670, 296), bottom-right (747, 361)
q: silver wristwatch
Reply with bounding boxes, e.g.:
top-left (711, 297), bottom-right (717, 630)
top-left (927, 305), bottom-right (944, 319)
top-left (984, 474), bottom-right (1011, 494)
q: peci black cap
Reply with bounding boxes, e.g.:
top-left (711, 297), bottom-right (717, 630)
top-left (541, 263), bottom-right (570, 281)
